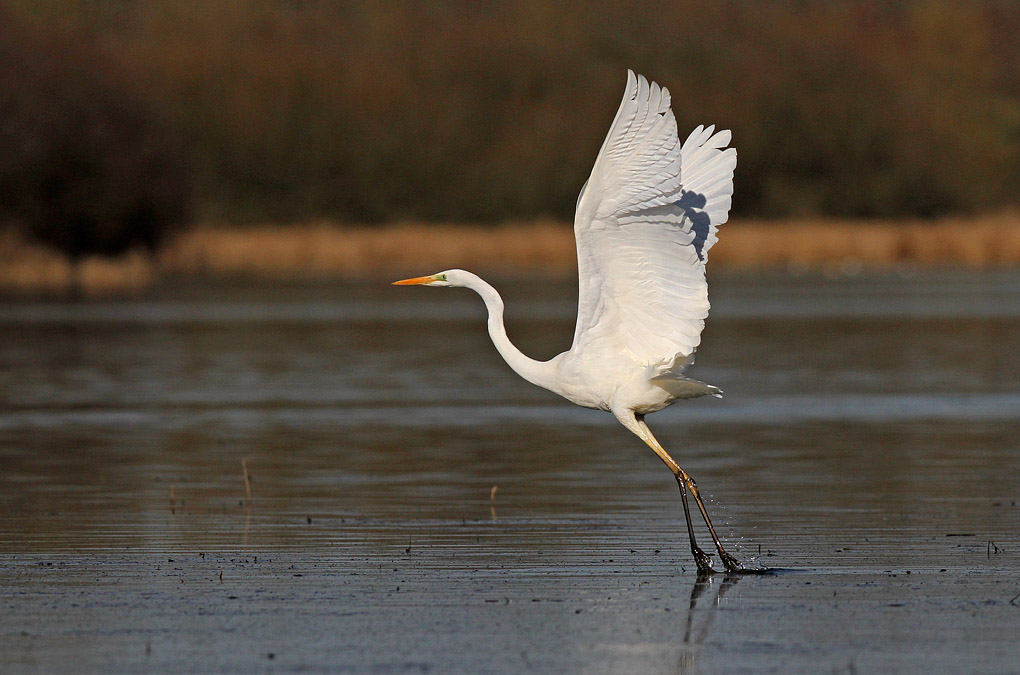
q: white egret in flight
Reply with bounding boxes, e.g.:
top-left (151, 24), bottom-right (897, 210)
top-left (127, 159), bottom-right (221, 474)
top-left (395, 71), bottom-right (750, 575)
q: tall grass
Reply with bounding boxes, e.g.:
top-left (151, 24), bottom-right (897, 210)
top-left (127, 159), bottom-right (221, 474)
top-left (710, 212), bottom-right (1020, 269)
top-left (3, 215), bottom-right (1018, 296)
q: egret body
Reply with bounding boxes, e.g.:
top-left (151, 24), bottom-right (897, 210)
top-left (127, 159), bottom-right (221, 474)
top-left (395, 71), bottom-right (750, 574)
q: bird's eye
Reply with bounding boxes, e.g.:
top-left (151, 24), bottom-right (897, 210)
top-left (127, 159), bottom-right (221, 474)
top-left (438, 274), bottom-right (447, 281)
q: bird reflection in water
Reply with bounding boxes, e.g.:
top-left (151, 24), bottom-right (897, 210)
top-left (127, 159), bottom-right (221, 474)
top-left (677, 573), bottom-right (744, 674)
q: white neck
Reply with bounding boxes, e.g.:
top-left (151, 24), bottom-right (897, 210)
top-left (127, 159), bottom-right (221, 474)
top-left (457, 272), bottom-right (560, 392)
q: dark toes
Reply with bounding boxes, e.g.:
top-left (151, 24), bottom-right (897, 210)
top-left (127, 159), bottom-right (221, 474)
top-left (693, 546), bottom-right (716, 574)
top-left (720, 551), bottom-right (744, 573)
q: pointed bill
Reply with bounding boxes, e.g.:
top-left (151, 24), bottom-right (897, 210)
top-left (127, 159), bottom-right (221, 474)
top-left (392, 275), bottom-right (438, 285)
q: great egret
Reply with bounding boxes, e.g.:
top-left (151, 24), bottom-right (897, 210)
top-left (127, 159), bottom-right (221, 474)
top-left (395, 70), bottom-right (749, 575)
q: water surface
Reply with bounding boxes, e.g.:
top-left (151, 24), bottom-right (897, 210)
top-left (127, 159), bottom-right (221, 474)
top-left (1, 271), bottom-right (1018, 673)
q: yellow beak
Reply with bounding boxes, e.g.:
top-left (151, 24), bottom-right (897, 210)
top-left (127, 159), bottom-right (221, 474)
top-left (392, 275), bottom-right (435, 286)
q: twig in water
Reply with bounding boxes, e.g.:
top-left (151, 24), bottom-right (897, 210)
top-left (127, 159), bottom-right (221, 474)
top-left (242, 459), bottom-right (253, 502)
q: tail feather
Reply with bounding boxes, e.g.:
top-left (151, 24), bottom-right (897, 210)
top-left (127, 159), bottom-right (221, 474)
top-left (650, 374), bottom-right (722, 399)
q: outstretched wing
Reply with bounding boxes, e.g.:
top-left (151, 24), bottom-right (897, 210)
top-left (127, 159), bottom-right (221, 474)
top-left (571, 70), bottom-right (736, 373)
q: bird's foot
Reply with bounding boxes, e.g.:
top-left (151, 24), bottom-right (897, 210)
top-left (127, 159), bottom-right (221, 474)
top-left (692, 546), bottom-right (716, 575)
top-left (719, 550), bottom-right (745, 573)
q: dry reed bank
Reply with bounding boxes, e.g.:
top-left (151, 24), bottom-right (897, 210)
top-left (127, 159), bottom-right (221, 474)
top-left (2, 214), bottom-right (1019, 296)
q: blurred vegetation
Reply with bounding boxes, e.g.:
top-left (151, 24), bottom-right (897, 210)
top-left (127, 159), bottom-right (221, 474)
top-left (2, 0), bottom-right (1020, 229)
top-left (0, 4), bottom-right (191, 265)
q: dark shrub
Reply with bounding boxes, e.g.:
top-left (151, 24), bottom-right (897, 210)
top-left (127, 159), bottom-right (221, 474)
top-left (0, 9), bottom-right (191, 262)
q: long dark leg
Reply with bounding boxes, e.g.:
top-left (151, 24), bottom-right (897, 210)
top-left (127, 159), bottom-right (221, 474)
top-left (627, 414), bottom-right (745, 573)
top-left (675, 470), bottom-right (716, 574)
top-left (674, 465), bottom-right (744, 572)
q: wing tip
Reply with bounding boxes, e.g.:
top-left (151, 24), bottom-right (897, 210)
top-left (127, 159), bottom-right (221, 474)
top-left (625, 70), bottom-right (672, 115)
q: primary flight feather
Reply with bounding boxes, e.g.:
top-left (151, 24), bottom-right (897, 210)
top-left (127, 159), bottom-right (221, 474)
top-left (395, 70), bottom-right (753, 575)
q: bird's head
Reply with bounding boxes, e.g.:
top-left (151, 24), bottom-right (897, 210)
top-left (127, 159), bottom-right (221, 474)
top-left (392, 269), bottom-right (468, 288)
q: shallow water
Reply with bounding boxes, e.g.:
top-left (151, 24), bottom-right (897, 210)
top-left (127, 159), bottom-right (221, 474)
top-left (1, 271), bottom-right (1019, 673)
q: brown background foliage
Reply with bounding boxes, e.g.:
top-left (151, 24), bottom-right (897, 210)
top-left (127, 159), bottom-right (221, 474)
top-left (4, 0), bottom-right (1020, 229)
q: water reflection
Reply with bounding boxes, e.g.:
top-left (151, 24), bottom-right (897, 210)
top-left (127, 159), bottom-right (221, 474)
top-left (678, 574), bottom-right (744, 674)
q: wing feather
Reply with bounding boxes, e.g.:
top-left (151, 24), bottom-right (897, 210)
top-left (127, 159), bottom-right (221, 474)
top-left (571, 71), bottom-right (736, 373)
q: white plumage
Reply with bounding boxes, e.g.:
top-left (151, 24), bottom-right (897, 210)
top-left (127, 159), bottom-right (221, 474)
top-left (574, 70), bottom-right (736, 373)
top-left (395, 71), bottom-right (753, 575)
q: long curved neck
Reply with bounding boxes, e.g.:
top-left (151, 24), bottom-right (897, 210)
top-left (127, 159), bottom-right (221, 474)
top-left (461, 273), bottom-right (559, 392)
